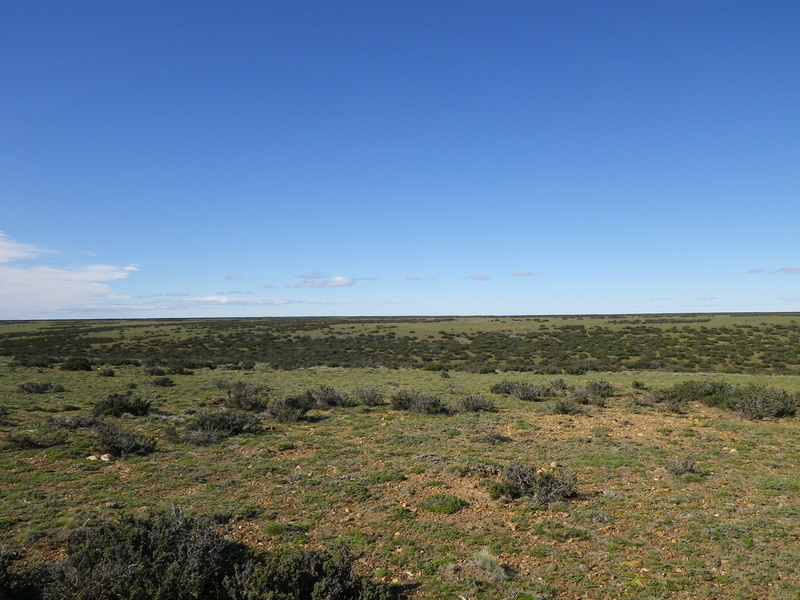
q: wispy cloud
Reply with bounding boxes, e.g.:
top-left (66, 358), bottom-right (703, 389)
top-left (226, 274), bottom-right (242, 280)
top-left (74, 295), bottom-right (293, 313)
top-left (0, 233), bottom-right (139, 318)
top-left (294, 272), bottom-right (355, 288)
top-left (468, 274), bottom-right (491, 281)
top-left (775, 266), bottom-right (800, 274)
top-left (405, 275), bottom-right (434, 281)
top-left (747, 268), bottom-right (766, 274)
top-left (512, 270), bottom-right (534, 277)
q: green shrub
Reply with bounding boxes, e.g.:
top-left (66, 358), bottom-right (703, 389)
top-left (46, 509), bottom-right (245, 600)
top-left (550, 399), bottom-right (586, 415)
top-left (6, 427), bottom-right (66, 450)
top-left (456, 395), bottom-right (496, 413)
top-left (583, 380), bottom-right (615, 398)
top-left (497, 462), bottom-right (577, 504)
top-left (352, 387), bottom-right (384, 406)
top-left (98, 367), bottom-right (116, 377)
top-left (264, 396), bottom-right (314, 423)
top-left (215, 380), bottom-right (271, 412)
top-left (93, 421), bottom-right (156, 457)
top-left (418, 494), bottom-right (468, 514)
top-left (730, 388), bottom-right (797, 420)
top-left (151, 376), bottom-right (175, 388)
top-left (305, 385), bottom-right (353, 408)
top-left (46, 414), bottom-right (95, 430)
top-left (185, 410), bottom-right (261, 444)
top-left (391, 390), bottom-right (449, 414)
top-left (61, 356), bottom-right (93, 371)
top-left (667, 456), bottom-right (698, 476)
top-left (93, 391), bottom-right (152, 418)
top-left (16, 381), bottom-right (65, 394)
top-left (227, 547), bottom-right (392, 600)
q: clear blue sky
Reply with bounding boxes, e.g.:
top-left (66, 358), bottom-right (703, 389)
top-left (2, 1), bottom-right (798, 319)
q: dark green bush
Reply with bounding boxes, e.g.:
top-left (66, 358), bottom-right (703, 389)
top-left (151, 376), bottom-right (175, 388)
top-left (61, 356), bottom-right (93, 371)
top-left (46, 414), bottom-right (95, 430)
top-left (16, 381), bottom-right (65, 394)
top-left (305, 385), bottom-right (353, 408)
top-left (264, 396), bottom-right (314, 423)
top-left (93, 421), bottom-right (156, 457)
top-left (583, 380), bottom-right (615, 398)
top-left (550, 399), bottom-right (586, 415)
top-left (215, 380), bottom-right (271, 412)
top-left (391, 390), bottom-right (449, 414)
top-left (185, 410), bottom-right (261, 444)
top-left (46, 508), bottom-right (245, 600)
top-left (6, 427), bottom-right (66, 450)
top-left (456, 395), bottom-right (496, 413)
top-left (352, 387), bottom-right (384, 406)
top-left (729, 387), bottom-right (797, 420)
top-left (93, 391), bottom-right (152, 418)
top-left (226, 547), bottom-right (392, 600)
top-left (98, 367), bottom-right (116, 377)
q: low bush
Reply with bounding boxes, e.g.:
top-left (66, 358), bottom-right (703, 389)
top-left (16, 381), bottom-right (65, 394)
top-left (1, 510), bottom-right (393, 600)
top-left (667, 456), bottom-right (698, 476)
top-left (46, 508), bottom-right (245, 600)
top-left (228, 547), bottom-right (392, 600)
top-left (61, 356), bottom-right (93, 371)
top-left (7, 427), bottom-right (67, 450)
top-left (729, 388), bottom-right (797, 420)
top-left (456, 394), bottom-right (496, 413)
top-left (352, 387), bottom-right (384, 406)
top-left (492, 380), bottom-right (552, 401)
top-left (45, 414), bottom-right (95, 430)
top-left (264, 396), bottom-right (314, 423)
top-left (215, 380), bottom-right (271, 412)
top-left (550, 399), bottom-right (586, 415)
top-left (185, 410), bottom-right (261, 444)
top-left (93, 421), bottom-right (156, 457)
top-left (490, 462), bottom-right (577, 504)
top-left (97, 367), bottom-right (116, 377)
top-left (93, 391), bottom-right (152, 418)
top-left (391, 390), bottom-right (449, 414)
top-left (305, 385), bottom-right (353, 408)
top-left (151, 376), bottom-right (175, 388)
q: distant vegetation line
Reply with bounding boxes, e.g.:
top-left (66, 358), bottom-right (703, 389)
top-left (1, 314), bottom-right (800, 374)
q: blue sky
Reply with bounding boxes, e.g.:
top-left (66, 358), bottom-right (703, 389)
top-left (2, 1), bottom-right (799, 319)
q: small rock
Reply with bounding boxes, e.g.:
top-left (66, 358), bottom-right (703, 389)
top-left (100, 453), bottom-right (114, 462)
top-left (87, 455), bottom-right (98, 461)
top-left (105, 501), bottom-right (121, 509)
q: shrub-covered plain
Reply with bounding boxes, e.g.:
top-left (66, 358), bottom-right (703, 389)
top-left (1, 315), bottom-right (799, 599)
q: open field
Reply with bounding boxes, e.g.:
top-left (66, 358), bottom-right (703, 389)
top-left (1, 316), bottom-right (799, 599)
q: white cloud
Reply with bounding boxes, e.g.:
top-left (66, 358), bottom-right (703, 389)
top-left (513, 270), bottom-right (534, 277)
top-left (0, 232), bottom-right (138, 318)
top-left (295, 275), bottom-right (355, 288)
top-left (226, 274), bottom-right (243, 280)
top-left (468, 274), bottom-right (491, 281)
top-left (0, 232), bottom-right (43, 264)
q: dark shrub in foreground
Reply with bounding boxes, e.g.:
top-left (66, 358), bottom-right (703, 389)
top-left (93, 391), bottom-right (152, 418)
top-left (2, 510), bottom-right (392, 600)
top-left (730, 387), bottom-right (797, 420)
top-left (45, 509), bottom-right (245, 600)
top-left (305, 385), bottom-right (353, 408)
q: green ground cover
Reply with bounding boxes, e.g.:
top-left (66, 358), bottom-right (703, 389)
top-left (1, 316), bottom-right (799, 599)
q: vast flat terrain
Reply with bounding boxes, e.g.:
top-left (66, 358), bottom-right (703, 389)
top-left (1, 315), bottom-right (799, 599)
